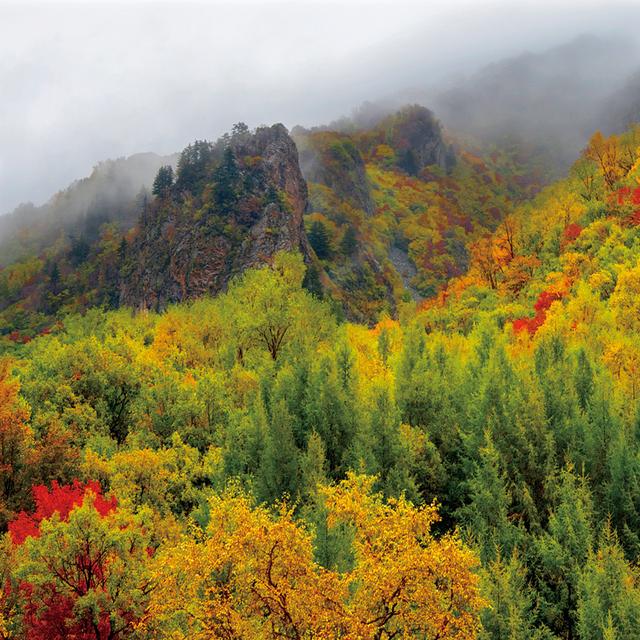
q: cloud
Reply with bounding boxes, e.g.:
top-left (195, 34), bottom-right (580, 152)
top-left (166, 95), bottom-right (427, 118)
top-left (0, 0), bottom-right (638, 214)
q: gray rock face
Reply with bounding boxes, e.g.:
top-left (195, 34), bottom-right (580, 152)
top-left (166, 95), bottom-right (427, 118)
top-left (120, 124), bottom-right (311, 310)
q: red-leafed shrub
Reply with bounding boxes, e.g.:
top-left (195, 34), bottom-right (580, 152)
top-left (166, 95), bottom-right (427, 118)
top-left (617, 186), bottom-right (632, 205)
top-left (20, 582), bottom-right (112, 640)
top-left (513, 290), bottom-right (564, 336)
top-left (563, 223), bottom-right (582, 244)
top-left (512, 318), bottom-right (532, 334)
top-left (9, 480), bottom-right (116, 544)
top-left (533, 290), bottom-right (563, 314)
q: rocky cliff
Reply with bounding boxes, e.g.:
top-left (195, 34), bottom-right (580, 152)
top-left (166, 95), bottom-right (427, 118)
top-left (296, 131), bottom-right (375, 215)
top-left (120, 124), bottom-right (312, 310)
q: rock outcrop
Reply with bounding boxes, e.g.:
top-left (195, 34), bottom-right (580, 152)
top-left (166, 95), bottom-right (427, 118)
top-left (377, 105), bottom-right (456, 175)
top-left (296, 131), bottom-right (375, 215)
top-left (120, 124), bottom-right (312, 310)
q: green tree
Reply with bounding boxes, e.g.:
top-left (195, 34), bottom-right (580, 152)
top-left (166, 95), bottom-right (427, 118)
top-left (212, 146), bottom-right (240, 213)
top-left (533, 467), bottom-right (594, 638)
top-left (308, 220), bottom-right (332, 259)
top-left (577, 527), bottom-right (640, 640)
top-left (152, 165), bottom-right (174, 198)
top-left (340, 225), bottom-right (357, 256)
top-left (480, 552), bottom-right (545, 640)
top-left (257, 399), bottom-right (300, 503)
top-left (223, 252), bottom-right (334, 362)
top-left (15, 494), bottom-right (155, 639)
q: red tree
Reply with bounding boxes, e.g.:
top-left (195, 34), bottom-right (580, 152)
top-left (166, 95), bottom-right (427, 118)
top-left (9, 480), bottom-right (116, 544)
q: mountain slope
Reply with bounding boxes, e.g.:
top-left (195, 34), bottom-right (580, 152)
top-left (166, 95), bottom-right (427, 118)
top-left (0, 152), bottom-right (178, 267)
top-left (120, 124), bottom-right (312, 310)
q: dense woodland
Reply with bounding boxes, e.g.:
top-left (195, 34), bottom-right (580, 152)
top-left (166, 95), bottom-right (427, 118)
top-left (2, 108), bottom-right (640, 638)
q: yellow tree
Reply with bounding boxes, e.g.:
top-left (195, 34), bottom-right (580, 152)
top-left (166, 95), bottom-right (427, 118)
top-left (144, 488), bottom-right (347, 639)
top-left (610, 264), bottom-right (640, 333)
top-left (585, 131), bottom-right (624, 191)
top-left (146, 475), bottom-right (484, 639)
top-left (323, 473), bottom-right (485, 640)
top-left (0, 359), bottom-right (32, 528)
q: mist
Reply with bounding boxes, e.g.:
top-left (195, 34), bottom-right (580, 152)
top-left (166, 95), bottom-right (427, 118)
top-left (1, 0), bottom-right (640, 216)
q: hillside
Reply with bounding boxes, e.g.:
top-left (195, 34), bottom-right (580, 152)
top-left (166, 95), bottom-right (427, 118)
top-left (0, 105), bottom-right (544, 336)
top-left (0, 152), bottom-right (178, 267)
top-left (295, 105), bottom-right (543, 321)
top-left (3, 106), bottom-right (640, 638)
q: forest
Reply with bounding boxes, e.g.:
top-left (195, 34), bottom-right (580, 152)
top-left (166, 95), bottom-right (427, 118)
top-left (2, 97), bottom-right (640, 638)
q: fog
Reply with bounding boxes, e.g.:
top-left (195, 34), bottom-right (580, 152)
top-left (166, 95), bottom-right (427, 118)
top-left (1, 0), bottom-right (640, 215)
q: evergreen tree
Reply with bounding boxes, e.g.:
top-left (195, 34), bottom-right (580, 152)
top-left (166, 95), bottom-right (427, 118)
top-left (533, 467), bottom-right (594, 639)
top-left (340, 225), bottom-right (357, 256)
top-left (480, 552), bottom-right (544, 640)
top-left (152, 165), bottom-right (174, 198)
top-left (458, 431), bottom-right (520, 563)
top-left (308, 220), bottom-right (332, 260)
top-left (302, 263), bottom-right (324, 298)
top-left (68, 235), bottom-right (90, 266)
top-left (212, 146), bottom-right (241, 213)
top-left (175, 140), bottom-right (214, 194)
top-left (257, 399), bottom-right (300, 503)
top-left (577, 526), bottom-right (640, 640)
top-left (48, 262), bottom-right (60, 295)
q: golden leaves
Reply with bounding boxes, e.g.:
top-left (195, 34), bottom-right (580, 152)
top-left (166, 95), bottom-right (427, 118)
top-left (147, 475), bottom-right (484, 639)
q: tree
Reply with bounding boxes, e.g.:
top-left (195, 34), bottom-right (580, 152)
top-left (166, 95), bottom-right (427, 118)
top-left (68, 236), bottom-right (90, 266)
top-left (458, 432), bottom-right (520, 564)
top-left (174, 140), bottom-right (214, 194)
top-left (323, 473), bottom-right (485, 639)
top-left (584, 131), bottom-right (624, 191)
top-left (308, 220), bottom-right (332, 260)
top-left (480, 553), bottom-right (542, 640)
top-left (0, 360), bottom-right (32, 529)
top-left (145, 474), bottom-right (485, 639)
top-left (145, 487), bottom-right (348, 639)
top-left (152, 165), bottom-right (174, 198)
top-left (212, 146), bottom-right (240, 213)
top-left (340, 224), bottom-right (357, 256)
top-left (533, 467), bottom-right (594, 638)
top-left (301, 262), bottom-right (323, 298)
top-left (577, 527), bottom-right (640, 640)
top-left (609, 264), bottom-right (640, 333)
top-left (11, 489), bottom-right (155, 640)
top-left (224, 252), bottom-right (334, 362)
top-left (257, 399), bottom-right (301, 503)
top-left (9, 480), bottom-right (116, 544)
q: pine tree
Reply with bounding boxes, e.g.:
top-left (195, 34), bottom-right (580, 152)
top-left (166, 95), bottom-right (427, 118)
top-left (308, 220), bottom-right (331, 260)
top-left (480, 552), bottom-right (542, 640)
top-left (340, 225), bottom-right (357, 256)
top-left (213, 147), bottom-right (240, 213)
top-left (577, 526), bottom-right (640, 640)
top-left (257, 399), bottom-right (300, 503)
top-left (152, 165), bottom-right (174, 198)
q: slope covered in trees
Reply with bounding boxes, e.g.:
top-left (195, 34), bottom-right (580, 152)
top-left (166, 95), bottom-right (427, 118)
top-left (3, 103), bottom-right (640, 637)
top-left (294, 105), bottom-right (544, 321)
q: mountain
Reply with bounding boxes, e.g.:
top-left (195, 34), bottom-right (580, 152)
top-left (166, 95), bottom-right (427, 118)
top-left (0, 105), bottom-right (542, 334)
top-left (295, 105), bottom-right (540, 321)
top-left (120, 124), bottom-right (312, 310)
top-left (404, 35), bottom-right (639, 176)
top-left (0, 151), bottom-right (178, 267)
top-left (5, 46), bottom-right (640, 640)
top-left (600, 69), bottom-right (640, 135)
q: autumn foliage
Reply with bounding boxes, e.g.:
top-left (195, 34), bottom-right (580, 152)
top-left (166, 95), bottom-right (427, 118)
top-left (146, 474), bottom-right (484, 639)
top-left (8, 479), bottom-right (116, 544)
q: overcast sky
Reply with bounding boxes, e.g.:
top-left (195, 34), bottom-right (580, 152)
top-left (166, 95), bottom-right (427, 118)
top-left (1, 0), bottom-right (639, 214)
